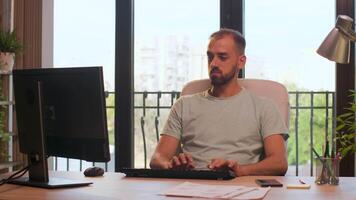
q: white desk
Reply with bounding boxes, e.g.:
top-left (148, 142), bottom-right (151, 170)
top-left (0, 171), bottom-right (355, 200)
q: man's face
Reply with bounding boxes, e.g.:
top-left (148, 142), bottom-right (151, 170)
top-left (207, 35), bottom-right (246, 86)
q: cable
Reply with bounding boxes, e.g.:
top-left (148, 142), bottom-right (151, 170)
top-left (7, 167), bottom-right (29, 181)
top-left (0, 166), bottom-right (28, 185)
top-left (0, 165), bottom-right (29, 186)
top-left (0, 167), bottom-right (27, 185)
top-left (0, 156), bottom-right (49, 186)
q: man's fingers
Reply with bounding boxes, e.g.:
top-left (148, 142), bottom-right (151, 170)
top-left (209, 159), bottom-right (238, 170)
top-left (170, 153), bottom-right (195, 169)
top-left (208, 159), bottom-right (225, 169)
top-left (185, 153), bottom-right (194, 163)
top-left (171, 156), bottom-right (181, 166)
top-left (178, 153), bottom-right (188, 164)
top-left (227, 160), bottom-right (237, 168)
top-left (184, 153), bottom-right (195, 168)
top-left (167, 161), bottom-right (173, 169)
top-left (186, 163), bottom-right (195, 169)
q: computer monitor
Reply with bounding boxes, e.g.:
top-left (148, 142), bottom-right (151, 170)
top-left (10, 66), bottom-right (110, 188)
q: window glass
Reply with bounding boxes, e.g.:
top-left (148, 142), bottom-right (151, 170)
top-left (53, 0), bottom-right (115, 171)
top-left (134, 0), bottom-right (219, 167)
top-left (245, 0), bottom-right (335, 176)
top-left (54, 0), bottom-right (115, 90)
top-left (245, 0), bottom-right (335, 91)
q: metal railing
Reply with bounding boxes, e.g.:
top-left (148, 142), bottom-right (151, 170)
top-left (53, 90), bottom-right (335, 176)
top-left (288, 91), bottom-right (335, 176)
top-left (134, 91), bottom-right (335, 176)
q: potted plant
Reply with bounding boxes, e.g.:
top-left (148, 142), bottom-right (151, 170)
top-left (0, 28), bottom-right (22, 166)
top-left (335, 91), bottom-right (356, 157)
top-left (0, 29), bottom-right (23, 73)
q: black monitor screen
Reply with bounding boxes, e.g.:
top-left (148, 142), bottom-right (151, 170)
top-left (11, 67), bottom-right (110, 188)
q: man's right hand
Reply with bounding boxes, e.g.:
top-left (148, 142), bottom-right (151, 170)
top-left (169, 153), bottom-right (195, 169)
top-left (150, 135), bottom-right (195, 170)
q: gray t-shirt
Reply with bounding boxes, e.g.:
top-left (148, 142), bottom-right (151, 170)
top-left (161, 88), bottom-right (288, 169)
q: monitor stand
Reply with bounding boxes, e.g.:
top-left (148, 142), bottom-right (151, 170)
top-left (8, 81), bottom-right (92, 189)
top-left (8, 177), bottom-right (92, 189)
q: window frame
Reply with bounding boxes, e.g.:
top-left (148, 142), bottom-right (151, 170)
top-left (336, 0), bottom-right (355, 177)
top-left (30, 0), bottom-right (354, 175)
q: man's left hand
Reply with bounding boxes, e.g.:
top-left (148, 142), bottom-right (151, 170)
top-left (207, 158), bottom-right (245, 176)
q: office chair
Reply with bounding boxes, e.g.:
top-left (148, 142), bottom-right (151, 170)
top-left (181, 78), bottom-right (290, 128)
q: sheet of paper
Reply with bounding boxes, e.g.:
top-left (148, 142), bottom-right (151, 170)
top-left (162, 182), bottom-right (270, 199)
top-left (233, 187), bottom-right (271, 200)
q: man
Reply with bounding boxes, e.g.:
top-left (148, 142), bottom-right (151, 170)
top-left (150, 28), bottom-right (288, 176)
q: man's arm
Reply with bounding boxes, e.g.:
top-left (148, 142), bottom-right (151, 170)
top-left (150, 135), bottom-right (195, 169)
top-left (238, 134), bottom-right (288, 176)
top-left (209, 134), bottom-right (288, 176)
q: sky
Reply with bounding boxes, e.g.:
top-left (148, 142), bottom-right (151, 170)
top-left (54, 0), bottom-right (336, 91)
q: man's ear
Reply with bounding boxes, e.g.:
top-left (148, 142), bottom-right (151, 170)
top-left (237, 55), bottom-right (246, 70)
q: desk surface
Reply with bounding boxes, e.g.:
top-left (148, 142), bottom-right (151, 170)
top-left (0, 171), bottom-right (355, 200)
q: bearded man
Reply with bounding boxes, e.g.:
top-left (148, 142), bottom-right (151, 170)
top-left (150, 28), bottom-right (288, 176)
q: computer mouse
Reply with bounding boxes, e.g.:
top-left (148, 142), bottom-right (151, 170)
top-left (83, 166), bottom-right (105, 177)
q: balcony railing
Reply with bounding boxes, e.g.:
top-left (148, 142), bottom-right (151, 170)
top-left (51, 90), bottom-right (335, 176)
top-left (133, 90), bottom-right (335, 176)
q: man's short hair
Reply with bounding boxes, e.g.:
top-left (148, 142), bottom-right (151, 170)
top-left (209, 28), bottom-right (246, 55)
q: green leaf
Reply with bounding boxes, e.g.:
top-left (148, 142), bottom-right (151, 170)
top-left (0, 28), bottom-right (23, 54)
top-left (341, 146), bottom-right (353, 157)
top-left (335, 124), bottom-right (345, 131)
top-left (338, 112), bottom-right (353, 118)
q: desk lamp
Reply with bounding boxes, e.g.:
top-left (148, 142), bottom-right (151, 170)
top-left (317, 15), bottom-right (356, 179)
top-left (317, 15), bottom-right (356, 64)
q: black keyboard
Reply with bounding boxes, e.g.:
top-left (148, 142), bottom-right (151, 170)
top-left (119, 168), bottom-right (235, 180)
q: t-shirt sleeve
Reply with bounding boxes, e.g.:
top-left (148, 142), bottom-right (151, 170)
top-left (161, 97), bottom-right (183, 139)
top-left (260, 99), bottom-right (289, 140)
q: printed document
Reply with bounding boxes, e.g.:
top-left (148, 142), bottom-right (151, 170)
top-left (162, 182), bottom-right (270, 199)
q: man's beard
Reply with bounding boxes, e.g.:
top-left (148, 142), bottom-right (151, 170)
top-left (209, 65), bottom-right (237, 86)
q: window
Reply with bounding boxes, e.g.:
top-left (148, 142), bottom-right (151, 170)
top-left (245, 0), bottom-right (336, 176)
top-left (134, 0), bottom-right (219, 167)
top-left (53, 0), bottom-right (115, 171)
top-left (245, 1), bottom-right (335, 91)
